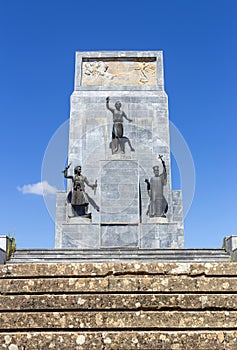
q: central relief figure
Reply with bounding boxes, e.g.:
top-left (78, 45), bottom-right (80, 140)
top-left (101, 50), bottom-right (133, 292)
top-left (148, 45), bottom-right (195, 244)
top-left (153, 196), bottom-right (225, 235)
top-left (106, 97), bottom-right (133, 154)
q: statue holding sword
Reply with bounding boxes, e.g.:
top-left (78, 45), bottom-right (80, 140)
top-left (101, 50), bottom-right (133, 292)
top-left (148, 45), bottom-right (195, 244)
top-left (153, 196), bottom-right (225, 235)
top-left (62, 163), bottom-right (98, 217)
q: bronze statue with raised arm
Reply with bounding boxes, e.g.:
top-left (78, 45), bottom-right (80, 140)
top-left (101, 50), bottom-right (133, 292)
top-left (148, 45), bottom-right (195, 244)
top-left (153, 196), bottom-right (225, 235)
top-left (106, 97), bottom-right (132, 154)
top-left (145, 155), bottom-right (168, 217)
top-left (62, 164), bottom-right (97, 217)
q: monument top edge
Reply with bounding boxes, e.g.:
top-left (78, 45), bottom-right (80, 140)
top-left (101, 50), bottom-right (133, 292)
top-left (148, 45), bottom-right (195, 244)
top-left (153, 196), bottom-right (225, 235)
top-left (76, 51), bottom-right (163, 58)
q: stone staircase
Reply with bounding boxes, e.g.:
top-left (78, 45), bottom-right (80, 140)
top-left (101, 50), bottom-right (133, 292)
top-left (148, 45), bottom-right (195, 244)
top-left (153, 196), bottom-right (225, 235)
top-left (1, 262), bottom-right (237, 349)
top-left (9, 248), bottom-right (230, 263)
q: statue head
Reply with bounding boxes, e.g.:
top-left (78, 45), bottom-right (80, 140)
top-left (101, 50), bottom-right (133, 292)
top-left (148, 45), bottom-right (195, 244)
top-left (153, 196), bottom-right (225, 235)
top-left (153, 165), bottom-right (159, 176)
top-left (74, 166), bottom-right (81, 175)
top-left (115, 101), bottom-right (121, 110)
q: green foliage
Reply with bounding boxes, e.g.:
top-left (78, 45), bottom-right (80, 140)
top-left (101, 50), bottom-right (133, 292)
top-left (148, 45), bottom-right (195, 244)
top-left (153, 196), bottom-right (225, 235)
top-left (6, 235), bottom-right (16, 261)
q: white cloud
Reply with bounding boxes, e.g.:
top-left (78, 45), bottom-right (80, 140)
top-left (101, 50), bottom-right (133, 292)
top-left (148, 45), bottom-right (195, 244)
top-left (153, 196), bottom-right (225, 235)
top-left (17, 181), bottom-right (57, 196)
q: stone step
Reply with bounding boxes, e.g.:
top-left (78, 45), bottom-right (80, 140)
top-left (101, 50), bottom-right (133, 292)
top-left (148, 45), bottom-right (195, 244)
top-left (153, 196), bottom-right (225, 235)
top-left (9, 248), bottom-right (230, 263)
top-left (0, 293), bottom-right (237, 311)
top-left (1, 261), bottom-right (236, 277)
top-left (0, 262), bottom-right (236, 348)
top-left (1, 310), bottom-right (237, 330)
top-left (0, 331), bottom-right (234, 349)
top-left (1, 275), bottom-right (237, 294)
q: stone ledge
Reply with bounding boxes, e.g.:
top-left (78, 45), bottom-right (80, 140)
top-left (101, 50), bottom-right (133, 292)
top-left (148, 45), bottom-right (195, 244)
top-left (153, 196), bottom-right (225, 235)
top-left (1, 262), bottom-right (235, 278)
top-left (1, 276), bottom-right (237, 294)
top-left (0, 331), bottom-right (234, 350)
top-left (1, 293), bottom-right (237, 311)
top-left (1, 311), bottom-right (237, 330)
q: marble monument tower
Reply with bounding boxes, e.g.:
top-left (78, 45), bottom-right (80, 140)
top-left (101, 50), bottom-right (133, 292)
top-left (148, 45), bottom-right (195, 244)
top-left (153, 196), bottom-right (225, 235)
top-left (55, 51), bottom-right (184, 250)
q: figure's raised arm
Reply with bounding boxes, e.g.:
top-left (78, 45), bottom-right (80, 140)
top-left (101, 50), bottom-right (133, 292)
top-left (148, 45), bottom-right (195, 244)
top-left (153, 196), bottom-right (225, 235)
top-left (106, 96), bottom-right (114, 112)
top-left (62, 163), bottom-right (73, 180)
top-left (159, 155), bottom-right (167, 184)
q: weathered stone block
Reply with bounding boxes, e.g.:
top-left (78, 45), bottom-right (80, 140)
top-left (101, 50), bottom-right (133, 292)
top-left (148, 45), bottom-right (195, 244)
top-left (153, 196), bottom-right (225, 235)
top-left (140, 223), bottom-right (183, 248)
top-left (61, 224), bottom-right (100, 249)
top-left (101, 225), bottom-right (138, 247)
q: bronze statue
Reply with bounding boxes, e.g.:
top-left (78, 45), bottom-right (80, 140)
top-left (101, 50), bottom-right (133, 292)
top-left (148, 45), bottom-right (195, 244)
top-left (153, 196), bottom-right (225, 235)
top-left (145, 155), bottom-right (168, 217)
top-left (106, 97), bottom-right (132, 154)
top-left (62, 164), bottom-right (97, 217)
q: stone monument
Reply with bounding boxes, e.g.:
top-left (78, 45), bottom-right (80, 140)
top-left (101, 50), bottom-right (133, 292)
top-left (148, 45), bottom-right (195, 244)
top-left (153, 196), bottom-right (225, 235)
top-left (55, 51), bottom-right (184, 250)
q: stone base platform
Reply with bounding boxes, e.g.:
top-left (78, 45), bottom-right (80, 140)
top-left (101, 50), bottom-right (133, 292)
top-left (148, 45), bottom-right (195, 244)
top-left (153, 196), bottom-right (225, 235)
top-left (9, 248), bottom-right (230, 263)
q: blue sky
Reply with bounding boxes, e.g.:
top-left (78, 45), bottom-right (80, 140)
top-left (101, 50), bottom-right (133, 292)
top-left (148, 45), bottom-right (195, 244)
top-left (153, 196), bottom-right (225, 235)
top-left (0, 0), bottom-right (237, 249)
